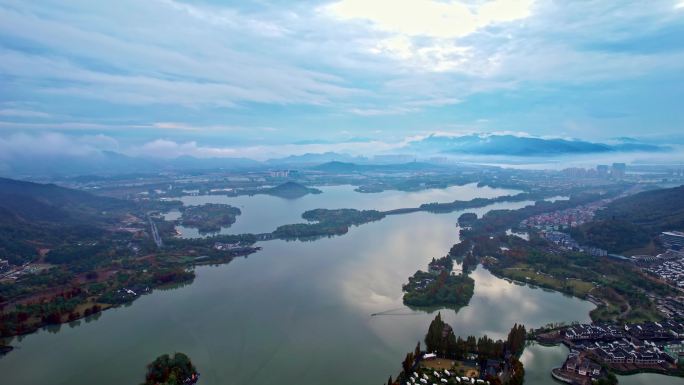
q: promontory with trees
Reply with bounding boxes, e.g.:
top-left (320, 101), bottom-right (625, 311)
top-left (386, 313), bottom-right (526, 385)
top-left (0, 178), bottom-right (259, 339)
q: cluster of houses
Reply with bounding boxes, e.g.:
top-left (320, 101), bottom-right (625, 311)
top-left (538, 230), bottom-right (608, 257)
top-left (655, 296), bottom-right (684, 320)
top-left (404, 367), bottom-right (489, 385)
top-left (213, 242), bottom-right (243, 251)
top-left (520, 200), bottom-right (606, 231)
top-left (0, 258), bottom-right (9, 273)
top-left (562, 352), bottom-right (602, 377)
top-left (641, 251), bottom-right (684, 289)
top-left (558, 321), bottom-right (684, 374)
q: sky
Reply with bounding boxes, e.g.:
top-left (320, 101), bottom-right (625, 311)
top-left (1, 0), bottom-right (684, 159)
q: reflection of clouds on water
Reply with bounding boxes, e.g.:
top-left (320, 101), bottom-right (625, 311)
top-left (175, 183), bottom-right (521, 235)
top-left (0, 186), bottom-right (598, 385)
top-left (332, 204), bottom-right (595, 352)
top-left (336, 211), bottom-right (461, 314)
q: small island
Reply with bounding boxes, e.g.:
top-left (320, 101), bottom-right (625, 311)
top-left (403, 257), bottom-right (474, 309)
top-left (272, 208), bottom-right (385, 240)
top-left (262, 181), bottom-right (322, 199)
top-left (142, 352), bottom-right (199, 385)
top-left (179, 203), bottom-right (241, 233)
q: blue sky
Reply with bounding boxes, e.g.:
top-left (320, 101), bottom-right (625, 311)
top-left (1, 0), bottom-right (683, 159)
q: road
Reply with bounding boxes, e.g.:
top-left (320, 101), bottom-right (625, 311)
top-left (148, 214), bottom-right (163, 248)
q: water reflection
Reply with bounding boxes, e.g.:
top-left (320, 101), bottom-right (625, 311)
top-left (175, 183), bottom-right (520, 236)
top-left (521, 343), bottom-right (684, 385)
top-left (0, 191), bottom-right (596, 385)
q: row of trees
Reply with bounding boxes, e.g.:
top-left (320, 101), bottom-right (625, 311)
top-left (424, 313), bottom-right (527, 362)
top-left (390, 314), bottom-right (527, 385)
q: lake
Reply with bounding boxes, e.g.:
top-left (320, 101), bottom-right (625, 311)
top-left (1, 185), bottom-right (599, 385)
top-left (172, 183), bottom-right (521, 236)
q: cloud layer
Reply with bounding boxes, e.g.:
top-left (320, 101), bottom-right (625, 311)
top-left (1, 0), bottom-right (683, 154)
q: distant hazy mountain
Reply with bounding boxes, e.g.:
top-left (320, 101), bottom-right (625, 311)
top-left (312, 161), bottom-right (443, 173)
top-left (165, 155), bottom-right (262, 170)
top-left (266, 152), bottom-right (367, 166)
top-left (405, 134), bottom-right (667, 156)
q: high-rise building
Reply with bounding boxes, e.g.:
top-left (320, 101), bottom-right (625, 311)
top-left (596, 165), bottom-right (609, 178)
top-left (611, 163), bottom-right (626, 179)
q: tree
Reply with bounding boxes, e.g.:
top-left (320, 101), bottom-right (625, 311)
top-left (425, 312), bottom-right (445, 353)
top-left (402, 352), bottom-right (414, 375)
top-left (143, 352), bottom-right (198, 385)
top-left (506, 323), bottom-right (526, 355)
top-left (508, 358), bottom-right (524, 385)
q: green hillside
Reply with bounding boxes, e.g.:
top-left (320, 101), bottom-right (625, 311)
top-left (0, 178), bottom-right (133, 264)
top-left (572, 185), bottom-right (684, 253)
top-left (596, 185), bottom-right (684, 232)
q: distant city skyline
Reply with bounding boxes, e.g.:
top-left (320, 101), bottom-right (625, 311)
top-left (1, 0), bottom-right (684, 159)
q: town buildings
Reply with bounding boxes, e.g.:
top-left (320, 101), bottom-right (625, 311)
top-left (662, 231), bottom-right (684, 250)
top-left (556, 321), bottom-right (684, 373)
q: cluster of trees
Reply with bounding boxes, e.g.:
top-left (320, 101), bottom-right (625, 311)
top-left (261, 181), bottom-right (322, 199)
top-left (0, 286), bottom-right (92, 336)
top-left (597, 185), bottom-right (684, 233)
top-left (424, 313), bottom-right (526, 363)
top-left (458, 212), bottom-right (478, 226)
top-left (400, 342), bottom-right (422, 378)
top-left (387, 314), bottom-right (526, 385)
top-left (484, 232), bottom-right (671, 322)
top-left (179, 203), bottom-right (241, 233)
top-left (403, 270), bottom-right (474, 308)
top-left (570, 219), bottom-right (650, 253)
top-left (419, 193), bottom-right (543, 214)
top-left (272, 209), bottom-right (385, 240)
top-left (142, 352), bottom-right (198, 385)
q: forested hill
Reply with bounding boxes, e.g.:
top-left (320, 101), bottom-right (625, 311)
top-left (571, 184), bottom-right (684, 254)
top-left (596, 184), bottom-right (684, 232)
top-left (0, 177), bottom-right (132, 264)
top-left (0, 177), bottom-right (129, 224)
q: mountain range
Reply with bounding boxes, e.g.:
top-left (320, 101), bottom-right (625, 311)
top-left (0, 135), bottom-right (670, 177)
top-left (404, 134), bottom-right (667, 156)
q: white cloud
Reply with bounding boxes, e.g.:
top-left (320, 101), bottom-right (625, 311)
top-left (0, 2), bottom-right (358, 108)
top-left (0, 120), bottom-right (149, 131)
top-left (151, 122), bottom-right (252, 132)
top-left (324, 0), bottom-right (535, 72)
top-left (0, 108), bottom-right (52, 118)
top-left (0, 132), bottom-right (119, 159)
top-left (128, 138), bottom-right (406, 160)
top-left (0, 0), bottom-right (683, 143)
top-left (326, 0), bottom-right (535, 39)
